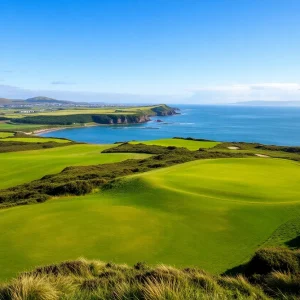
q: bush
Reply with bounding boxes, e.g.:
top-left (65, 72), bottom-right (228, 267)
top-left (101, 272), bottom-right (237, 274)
top-left (244, 247), bottom-right (300, 276)
top-left (50, 181), bottom-right (92, 196)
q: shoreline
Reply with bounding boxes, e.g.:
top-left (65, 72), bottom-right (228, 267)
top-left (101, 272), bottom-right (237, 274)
top-left (33, 117), bottom-right (164, 136)
top-left (34, 123), bottom-right (99, 136)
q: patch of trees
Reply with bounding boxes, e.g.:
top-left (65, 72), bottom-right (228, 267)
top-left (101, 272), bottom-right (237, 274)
top-left (173, 136), bottom-right (215, 142)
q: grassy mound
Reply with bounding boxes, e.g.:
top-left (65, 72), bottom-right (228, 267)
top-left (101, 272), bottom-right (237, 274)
top-left (1, 157), bottom-right (300, 280)
top-left (0, 258), bottom-right (268, 300)
top-left (4, 248), bottom-right (300, 299)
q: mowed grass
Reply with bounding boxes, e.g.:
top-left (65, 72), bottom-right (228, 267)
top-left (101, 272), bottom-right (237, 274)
top-left (131, 138), bottom-right (219, 150)
top-left (1, 157), bottom-right (300, 280)
top-left (0, 131), bottom-right (14, 138)
top-left (0, 144), bottom-right (149, 189)
top-left (0, 122), bottom-right (47, 132)
top-left (2, 137), bottom-right (70, 143)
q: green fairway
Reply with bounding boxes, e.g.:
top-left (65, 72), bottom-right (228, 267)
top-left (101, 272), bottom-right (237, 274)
top-left (0, 131), bottom-right (14, 138)
top-left (0, 144), bottom-right (149, 189)
top-left (1, 157), bottom-right (300, 280)
top-left (2, 137), bottom-right (70, 143)
top-left (0, 122), bottom-right (47, 132)
top-left (131, 138), bottom-right (219, 150)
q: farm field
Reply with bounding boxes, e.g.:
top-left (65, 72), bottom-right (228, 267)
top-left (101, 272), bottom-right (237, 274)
top-left (0, 105), bottom-right (166, 119)
top-left (131, 138), bottom-right (219, 150)
top-left (0, 144), bottom-right (149, 189)
top-left (0, 122), bottom-right (48, 132)
top-left (1, 137), bottom-right (70, 143)
top-left (0, 131), bottom-right (14, 138)
top-left (1, 157), bottom-right (300, 280)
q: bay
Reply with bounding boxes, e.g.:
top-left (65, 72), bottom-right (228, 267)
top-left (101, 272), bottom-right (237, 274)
top-left (40, 105), bottom-right (300, 146)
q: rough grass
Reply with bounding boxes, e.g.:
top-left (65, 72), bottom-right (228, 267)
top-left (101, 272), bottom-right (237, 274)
top-left (130, 138), bottom-right (219, 150)
top-left (212, 142), bottom-right (300, 161)
top-left (263, 217), bottom-right (300, 248)
top-left (0, 258), bottom-right (270, 300)
top-left (0, 144), bottom-right (149, 190)
top-left (4, 248), bottom-right (300, 299)
top-left (1, 158), bottom-right (300, 280)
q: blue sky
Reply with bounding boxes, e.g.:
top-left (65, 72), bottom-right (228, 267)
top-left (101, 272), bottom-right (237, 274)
top-left (0, 0), bottom-right (300, 103)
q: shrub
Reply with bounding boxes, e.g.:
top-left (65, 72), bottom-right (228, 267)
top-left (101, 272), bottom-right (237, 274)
top-left (244, 247), bottom-right (300, 276)
top-left (50, 181), bottom-right (92, 196)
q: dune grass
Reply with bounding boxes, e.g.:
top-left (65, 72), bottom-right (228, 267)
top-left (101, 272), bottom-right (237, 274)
top-left (131, 138), bottom-right (219, 150)
top-left (0, 144), bottom-right (149, 189)
top-left (0, 258), bottom-right (271, 300)
top-left (1, 157), bottom-right (300, 280)
top-left (2, 137), bottom-right (70, 143)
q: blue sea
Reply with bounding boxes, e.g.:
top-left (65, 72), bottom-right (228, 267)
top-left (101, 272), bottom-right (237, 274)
top-left (41, 105), bottom-right (300, 146)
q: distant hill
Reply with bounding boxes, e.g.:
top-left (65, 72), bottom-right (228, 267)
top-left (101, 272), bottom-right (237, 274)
top-left (0, 98), bottom-right (13, 104)
top-left (25, 96), bottom-right (73, 104)
top-left (236, 100), bottom-right (300, 106)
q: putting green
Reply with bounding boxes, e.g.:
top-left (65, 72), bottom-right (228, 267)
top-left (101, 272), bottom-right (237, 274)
top-left (1, 157), bottom-right (300, 280)
top-left (0, 144), bottom-right (149, 189)
top-left (131, 138), bottom-right (219, 150)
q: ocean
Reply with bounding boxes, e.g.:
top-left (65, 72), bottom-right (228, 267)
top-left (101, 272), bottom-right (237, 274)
top-left (40, 105), bottom-right (300, 146)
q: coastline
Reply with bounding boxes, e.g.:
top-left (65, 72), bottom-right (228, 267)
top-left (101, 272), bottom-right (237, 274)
top-left (34, 123), bottom-right (99, 136)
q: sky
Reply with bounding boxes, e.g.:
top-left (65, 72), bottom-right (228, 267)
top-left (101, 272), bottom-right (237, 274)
top-left (0, 0), bottom-right (300, 103)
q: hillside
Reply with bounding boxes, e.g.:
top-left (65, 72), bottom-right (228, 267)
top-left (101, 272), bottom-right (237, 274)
top-left (0, 98), bottom-right (13, 105)
top-left (1, 153), bottom-right (300, 279)
top-left (1, 139), bottom-right (300, 285)
top-left (0, 104), bottom-right (177, 129)
top-left (25, 96), bottom-right (76, 104)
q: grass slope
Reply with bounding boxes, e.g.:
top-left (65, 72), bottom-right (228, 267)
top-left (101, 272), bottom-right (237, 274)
top-left (1, 137), bottom-right (69, 143)
top-left (131, 139), bottom-right (219, 150)
top-left (0, 122), bottom-right (50, 132)
top-left (0, 144), bottom-right (149, 189)
top-left (0, 131), bottom-right (14, 138)
top-left (1, 157), bottom-right (300, 280)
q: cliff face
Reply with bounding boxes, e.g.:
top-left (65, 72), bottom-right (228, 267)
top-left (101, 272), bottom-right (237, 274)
top-left (155, 108), bottom-right (177, 116)
top-left (13, 105), bottom-right (177, 125)
top-left (150, 105), bottom-right (178, 116)
top-left (113, 115), bottom-right (150, 124)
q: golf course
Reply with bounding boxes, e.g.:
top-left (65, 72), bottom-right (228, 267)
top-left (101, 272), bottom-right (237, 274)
top-left (1, 149), bottom-right (300, 280)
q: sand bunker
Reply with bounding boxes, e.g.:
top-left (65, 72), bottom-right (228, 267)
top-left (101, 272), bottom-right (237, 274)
top-left (227, 146), bottom-right (240, 150)
top-left (255, 154), bottom-right (270, 158)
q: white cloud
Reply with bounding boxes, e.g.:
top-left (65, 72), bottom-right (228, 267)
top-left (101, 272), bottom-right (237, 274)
top-left (187, 83), bottom-right (300, 103)
top-left (51, 81), bottom-right (76, 85)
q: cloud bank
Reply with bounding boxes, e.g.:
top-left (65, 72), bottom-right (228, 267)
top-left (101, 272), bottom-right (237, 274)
top-left (188, 83), bottom-right (300, 103)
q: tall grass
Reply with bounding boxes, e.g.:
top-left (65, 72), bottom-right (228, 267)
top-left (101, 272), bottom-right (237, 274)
top-left (0, 257), bottom-right (270, 300)
top-left (3, 247), bottom-right (300, 299)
